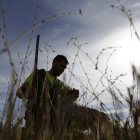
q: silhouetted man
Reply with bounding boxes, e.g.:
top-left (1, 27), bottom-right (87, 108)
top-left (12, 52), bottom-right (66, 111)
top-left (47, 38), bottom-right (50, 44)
top-left (16, 55), bottom-right (79, 131)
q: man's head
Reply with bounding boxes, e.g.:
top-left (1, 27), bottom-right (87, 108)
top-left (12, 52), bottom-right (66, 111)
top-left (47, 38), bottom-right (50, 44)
top-left (52, 55), bottom-right (69, 76)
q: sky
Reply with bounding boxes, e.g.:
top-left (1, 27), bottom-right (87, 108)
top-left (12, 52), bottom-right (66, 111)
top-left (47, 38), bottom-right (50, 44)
top-left (1, 0), bottom-right (140, 123)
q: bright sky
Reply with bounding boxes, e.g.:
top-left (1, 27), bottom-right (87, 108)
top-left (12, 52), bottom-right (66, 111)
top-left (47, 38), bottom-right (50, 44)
top-left (1, 0), bottom-right (140, 122)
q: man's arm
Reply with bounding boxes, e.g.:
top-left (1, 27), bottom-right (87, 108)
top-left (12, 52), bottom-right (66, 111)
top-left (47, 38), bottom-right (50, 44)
top-left (16, 82), bottom-right (37, 100)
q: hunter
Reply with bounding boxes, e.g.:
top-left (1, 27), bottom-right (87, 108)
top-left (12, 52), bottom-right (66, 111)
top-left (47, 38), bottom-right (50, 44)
top-left (16, 55), bottom-right (79, 131)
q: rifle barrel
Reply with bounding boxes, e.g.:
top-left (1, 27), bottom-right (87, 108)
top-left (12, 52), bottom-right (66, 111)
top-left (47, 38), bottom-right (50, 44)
top-left (32, 35), bottom-right (40, 104)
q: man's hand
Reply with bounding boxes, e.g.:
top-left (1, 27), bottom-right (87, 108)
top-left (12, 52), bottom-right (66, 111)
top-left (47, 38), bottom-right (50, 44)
top-left (23, 82), bottom-right (37, 98)
top-left (16, 82), bottom-right (37, 99)
top-left (72, 88), bottom-right (79, 100)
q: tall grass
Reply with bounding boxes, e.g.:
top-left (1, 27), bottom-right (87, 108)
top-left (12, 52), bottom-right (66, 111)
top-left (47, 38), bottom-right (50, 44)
top-left (0, 0), bottom-right (140, 140)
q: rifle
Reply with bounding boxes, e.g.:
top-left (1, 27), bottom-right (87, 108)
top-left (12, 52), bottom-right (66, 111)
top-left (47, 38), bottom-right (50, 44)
top-left (26, 35), bottom-right (40, 132)
top-left (31, 35), bottom-right (40, 117)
